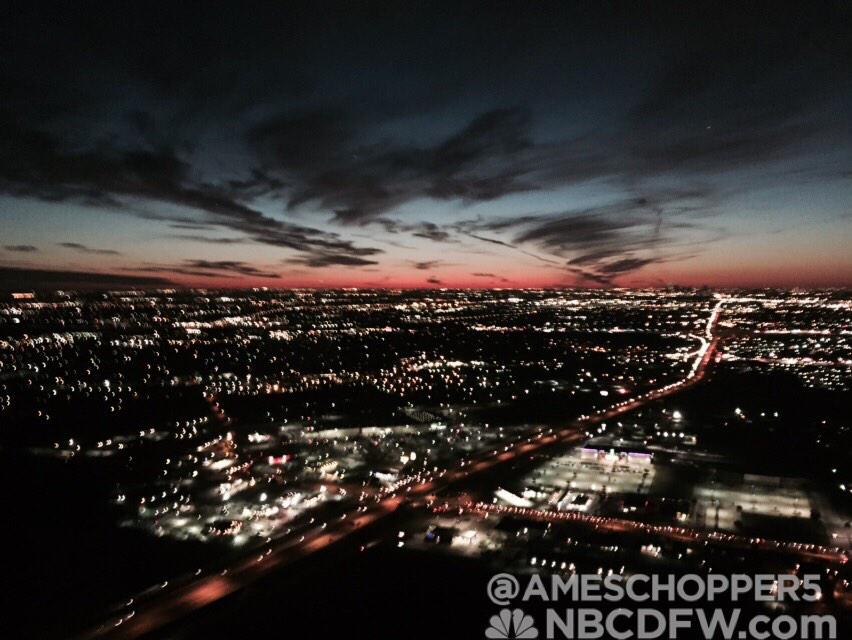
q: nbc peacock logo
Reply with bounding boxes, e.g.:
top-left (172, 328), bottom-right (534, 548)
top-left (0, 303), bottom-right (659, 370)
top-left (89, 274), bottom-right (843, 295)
top-left (485, 608), bottom-right (538, 639)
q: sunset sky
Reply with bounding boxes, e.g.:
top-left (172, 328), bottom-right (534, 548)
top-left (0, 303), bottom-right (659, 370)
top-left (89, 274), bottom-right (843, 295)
top-left (1, 3), bottom-right (850, 289)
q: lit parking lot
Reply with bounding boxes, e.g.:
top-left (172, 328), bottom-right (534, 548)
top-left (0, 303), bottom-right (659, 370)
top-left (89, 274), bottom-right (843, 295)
top-left (514, 448), bottom-right (656, 510)
top-left (693, 481), bottom-right (812, 531)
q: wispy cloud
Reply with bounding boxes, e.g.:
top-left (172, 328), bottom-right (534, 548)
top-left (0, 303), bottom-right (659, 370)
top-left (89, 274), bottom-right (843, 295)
top-left (411, 260), bottom-right (444, 270)
top-left (183, 260), bottom-right (279, 278)
top-left (134, 259), bottom-right (279, 279)
top-left (167, 234), bottom-right (249, 245)
top-left (0, 122), bottom-right (384, 268)
top-left (456, 189), bottom-right (716, 282)
top-left (58, 242), bottom-right (121, 255)
top-left (471, 272), bottom-right (510, 283)
top-left (284, 252), bottom-right (380, 268)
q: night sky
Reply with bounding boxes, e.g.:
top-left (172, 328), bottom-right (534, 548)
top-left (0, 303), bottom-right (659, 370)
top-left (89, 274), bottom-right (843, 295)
top-left (1, 2), bottom-right (850, 289)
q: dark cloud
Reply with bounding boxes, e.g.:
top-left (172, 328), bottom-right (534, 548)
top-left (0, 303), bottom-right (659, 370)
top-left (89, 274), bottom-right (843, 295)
top-left (459, 189), bottom-right (715, 281)
top-left (183, 260), bottom-right (279, 278)
top-left (168, 222), bottom-right (217, 231)
top-left (598, 258), bottom-right (659, 274)
top-left (249, 110), bottom-right (351, 175)
top-left (246, 106), bottom-right (624, 227)
top-left (411, 223), bottom-right (454, 243)
top-left (425, 276), bottom-right (442, 285)
top-left (564, 266), bottom-right (615, 286)
top-left (460, 232), bottom-right (560, 265)
top-left (471, 272), bottom-right (510, 283)
top-left (168, 234), bottom-right (249, 245)
top-left (373, 219), bottom-right (458, 244)
top-left (514, 214), bottom-right (637, 253)
top-left (3, 244), bottom-right (38, 252)
top-left (284, 253), bottom-right (380, 268)
top-left (411, 260), bottom-right (442, 270)
top-left (463, 232), bottom-right (514, 249)
top-left (0, 266), bottom-right (170, 290)
top-left (567, 248), bottom-right (624, 266)
top-left (0, 118), bottom-right (383, 267)
top-left (132, 260), bottom-right (279, 279)
top-left (226, 169), bottom-right (286, 199)
top-left (57, 242), bottom-right (121, 255)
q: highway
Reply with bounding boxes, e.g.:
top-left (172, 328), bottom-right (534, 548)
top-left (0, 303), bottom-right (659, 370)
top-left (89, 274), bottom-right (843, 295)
top-left (456, 502), bottom-right (848, 566)
top-left (83, 298), bottom-right (728, 639)
top-left (84, 495), bottom-right (405, 639)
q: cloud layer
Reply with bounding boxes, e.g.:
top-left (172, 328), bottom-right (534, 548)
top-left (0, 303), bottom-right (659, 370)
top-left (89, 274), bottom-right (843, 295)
top-left (0, 4), bottom-right (849, 287)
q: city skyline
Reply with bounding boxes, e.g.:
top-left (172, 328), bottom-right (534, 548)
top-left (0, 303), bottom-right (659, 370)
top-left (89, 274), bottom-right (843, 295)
top-left (1, 3), bottom-right (851, 290)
